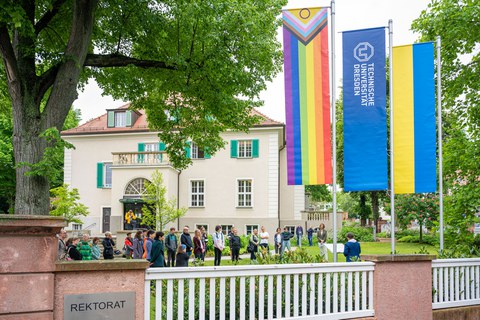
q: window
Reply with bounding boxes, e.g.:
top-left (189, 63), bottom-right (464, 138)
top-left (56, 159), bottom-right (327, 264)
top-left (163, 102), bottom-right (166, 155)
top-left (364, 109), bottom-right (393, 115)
top-left (246, 225), bottom-right (259, 235)
top-left (195, 224), bottom-right (209, 233)
top-left (285, 226), bottom-right (295, 235)
top-left (190, 180), bottom-right (205, 207)
top-left (237, 179), bottom-right (253, 207)
top-left (115, 112), bottom-right (126, 127)
top-left (97, 162), bottom-right (112, 188)
top-left (144, 143), bottom-right (159, 152)
top-left (191, 142), bottom-right (205, 159)
top-left (124, 178), bottom-right (150, 196)
top-left (238, 140), bottom-right (252, 158)
top-left (72, 223), bottom-right (83, 231)
top-left (221, 225), bottom-right (234, 236)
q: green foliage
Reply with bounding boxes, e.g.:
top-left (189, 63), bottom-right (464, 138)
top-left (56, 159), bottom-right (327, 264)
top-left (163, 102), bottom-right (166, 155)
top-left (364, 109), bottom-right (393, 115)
top-left (398, 235), bottom-right (438, 246)
top-left (306, 185), bottom-right (332, 203)
top-left (49, 184), bottom-right (89, 224)
top-left (256, 247), bottom-right (327, 265)
top-left (339, 224), bottom-right (374, 243)
top-left (412, 0), bottom-right (480, 251)
top-left (141, 170), bottom-right (187, 230)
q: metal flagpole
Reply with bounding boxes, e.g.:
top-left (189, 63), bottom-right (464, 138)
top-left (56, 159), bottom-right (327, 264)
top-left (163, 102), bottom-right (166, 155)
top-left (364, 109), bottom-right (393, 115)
top-left (388, 19), bottom-right (395, 254)
top-left (437, 36), bottom-right (444, 251)
top-left (331, 0), bottom-right (338, 262)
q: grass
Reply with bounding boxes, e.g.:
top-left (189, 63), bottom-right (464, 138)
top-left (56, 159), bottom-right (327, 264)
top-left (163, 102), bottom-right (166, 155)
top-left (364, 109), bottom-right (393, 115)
top-left (198, 241), bottom-right (438, 266)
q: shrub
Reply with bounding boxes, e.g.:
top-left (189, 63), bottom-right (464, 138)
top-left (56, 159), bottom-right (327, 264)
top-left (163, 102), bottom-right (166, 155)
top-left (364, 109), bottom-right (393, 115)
top-left (339, 226), bottom-right (374, 242)
top-left (397, 234), bottom-right (438, 246)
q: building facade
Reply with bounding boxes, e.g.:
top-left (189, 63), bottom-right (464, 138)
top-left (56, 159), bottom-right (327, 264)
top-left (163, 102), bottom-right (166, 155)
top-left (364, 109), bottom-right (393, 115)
top-left (62, 105), bottom-right (306, 236)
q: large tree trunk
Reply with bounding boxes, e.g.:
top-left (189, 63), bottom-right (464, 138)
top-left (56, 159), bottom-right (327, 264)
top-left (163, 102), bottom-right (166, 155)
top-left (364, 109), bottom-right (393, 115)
top-left (371, 191), bottom-right (379, 232)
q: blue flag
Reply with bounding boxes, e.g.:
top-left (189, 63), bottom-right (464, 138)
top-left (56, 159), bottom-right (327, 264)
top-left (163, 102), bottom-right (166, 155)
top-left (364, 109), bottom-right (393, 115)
top-left (342, 28), bottom-right (388, 191)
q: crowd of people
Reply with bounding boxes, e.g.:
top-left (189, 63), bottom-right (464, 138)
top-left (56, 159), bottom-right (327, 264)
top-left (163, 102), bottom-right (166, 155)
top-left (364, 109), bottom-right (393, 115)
top-left (57, 223), bottom-right (361, 266)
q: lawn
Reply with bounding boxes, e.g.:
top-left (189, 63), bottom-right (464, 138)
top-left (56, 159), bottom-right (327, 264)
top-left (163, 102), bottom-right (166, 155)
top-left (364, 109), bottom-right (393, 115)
top-left (200, 241), bottom-right (438, 266)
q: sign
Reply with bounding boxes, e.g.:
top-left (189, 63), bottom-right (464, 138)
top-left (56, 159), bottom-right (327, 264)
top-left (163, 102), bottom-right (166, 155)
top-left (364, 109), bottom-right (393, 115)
top-left (64, 292), bottom-right (135, 320)
top-left (342, 27), bottom-right (388, 191)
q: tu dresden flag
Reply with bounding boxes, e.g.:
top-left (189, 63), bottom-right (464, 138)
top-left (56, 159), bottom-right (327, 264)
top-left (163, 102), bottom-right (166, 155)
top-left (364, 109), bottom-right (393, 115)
top-left (342, 28), bottom-right (388, 191)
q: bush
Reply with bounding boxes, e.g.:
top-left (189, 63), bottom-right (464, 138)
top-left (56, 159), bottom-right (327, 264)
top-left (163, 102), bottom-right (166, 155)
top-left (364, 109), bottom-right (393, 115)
top-left (339, 226), bottom-right (374, 242)
top-left (397, 234), bottom-right (438, 246)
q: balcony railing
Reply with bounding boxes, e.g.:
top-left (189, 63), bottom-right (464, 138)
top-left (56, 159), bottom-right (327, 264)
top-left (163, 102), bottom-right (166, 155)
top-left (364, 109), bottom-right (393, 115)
top-left (112, 151), bottom-right (169, 166)
top-left (302, 211), bottom-right (331, 221)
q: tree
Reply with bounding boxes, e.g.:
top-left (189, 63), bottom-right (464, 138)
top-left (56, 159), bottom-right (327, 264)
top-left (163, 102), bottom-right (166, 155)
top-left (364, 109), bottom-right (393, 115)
top-left (305, 185), bottom-right (332, 203)
top-left (412, 0), bottom-right (480, 250)
top-left (49, 184), bottom-right (89, 224)
top-left (141, 170), bottom-right (186, 231)
top-left (0, 0), bottom-right (286, 215)
top-left (392, 193), bottom-right (439, 243)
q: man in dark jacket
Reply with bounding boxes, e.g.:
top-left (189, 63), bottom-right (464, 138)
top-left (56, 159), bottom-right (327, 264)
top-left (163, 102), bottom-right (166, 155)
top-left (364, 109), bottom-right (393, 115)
top-left (344, 232), bottom-right (361, 262)
top-left (230, 227), bottom-right (242, 263)
top-left (102, 232), bottom-right (115, 260)
top-left (165, 227), bottom-right (178, 267)
top-left (296, 225), bottom-right (303, 247)
top-left (180, 226), bottom-right (193, 257)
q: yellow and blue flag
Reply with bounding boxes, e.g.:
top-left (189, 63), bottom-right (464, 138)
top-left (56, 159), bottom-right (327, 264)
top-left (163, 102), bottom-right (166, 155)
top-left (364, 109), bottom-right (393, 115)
top-left (392, 42), bottom-right (436, 194)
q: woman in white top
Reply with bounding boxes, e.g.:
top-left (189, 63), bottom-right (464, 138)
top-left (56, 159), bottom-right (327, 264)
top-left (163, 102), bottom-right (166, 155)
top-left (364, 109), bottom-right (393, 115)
top-left (259, 226), bottom-right (269, 251)
top-left (213, 225), bottom-right (225, 266)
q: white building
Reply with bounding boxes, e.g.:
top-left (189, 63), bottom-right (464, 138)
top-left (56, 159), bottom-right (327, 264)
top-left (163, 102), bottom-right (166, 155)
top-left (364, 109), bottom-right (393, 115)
top-left (62, 104), bottom-right (306, 236)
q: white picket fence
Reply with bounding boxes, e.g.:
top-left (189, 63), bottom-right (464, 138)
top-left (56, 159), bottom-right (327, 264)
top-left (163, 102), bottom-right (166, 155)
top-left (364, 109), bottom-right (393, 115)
top-left (432, 258), bottom-right (480, 309)
top-left (145, 262), bottom-right (375, 320)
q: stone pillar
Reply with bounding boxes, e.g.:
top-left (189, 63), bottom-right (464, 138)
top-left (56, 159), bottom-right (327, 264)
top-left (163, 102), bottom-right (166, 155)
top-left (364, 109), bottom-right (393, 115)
top-left (363, 254), bottom-right (436, 320)
top-left (0, 215), bottom-right (66, 320)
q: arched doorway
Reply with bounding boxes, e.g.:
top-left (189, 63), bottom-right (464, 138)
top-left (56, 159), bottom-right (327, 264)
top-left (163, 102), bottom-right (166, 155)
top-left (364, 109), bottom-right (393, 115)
top-left (120, 178), bottom-right (151, 230)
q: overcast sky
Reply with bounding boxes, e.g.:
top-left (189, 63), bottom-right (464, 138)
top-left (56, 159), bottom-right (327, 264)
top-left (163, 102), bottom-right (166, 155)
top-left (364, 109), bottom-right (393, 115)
top-left (73, 0), bottom-right (432, 124)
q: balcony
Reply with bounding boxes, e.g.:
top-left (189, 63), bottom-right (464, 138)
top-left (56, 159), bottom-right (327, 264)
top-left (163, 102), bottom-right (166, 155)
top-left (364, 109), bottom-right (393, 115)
top-left (112, 151), bottom-right (170, 166)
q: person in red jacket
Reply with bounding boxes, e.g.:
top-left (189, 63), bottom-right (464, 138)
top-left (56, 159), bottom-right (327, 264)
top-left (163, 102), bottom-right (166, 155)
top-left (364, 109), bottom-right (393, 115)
top-left (193, 229), bottom-right (205, 261)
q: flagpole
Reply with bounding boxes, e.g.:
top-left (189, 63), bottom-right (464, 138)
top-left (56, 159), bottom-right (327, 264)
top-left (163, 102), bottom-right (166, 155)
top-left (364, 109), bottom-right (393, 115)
top-left (437, 36), bottom-right (444, 251)
top-left (331, 0), bottom-right (338, 262)
top-left (388, 19), bottom-right (396, 254)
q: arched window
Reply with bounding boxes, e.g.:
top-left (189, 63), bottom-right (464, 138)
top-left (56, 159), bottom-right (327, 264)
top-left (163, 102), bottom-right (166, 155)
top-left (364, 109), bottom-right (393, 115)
top-left (124, 178), bottom-right (150, 197)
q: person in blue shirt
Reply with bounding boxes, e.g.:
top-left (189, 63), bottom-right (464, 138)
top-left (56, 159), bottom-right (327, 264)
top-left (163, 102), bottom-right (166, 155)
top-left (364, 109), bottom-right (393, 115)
top-left (343, 232), bottom-right (361, 262)
top-left (295, 225), bottom-right (303, 247)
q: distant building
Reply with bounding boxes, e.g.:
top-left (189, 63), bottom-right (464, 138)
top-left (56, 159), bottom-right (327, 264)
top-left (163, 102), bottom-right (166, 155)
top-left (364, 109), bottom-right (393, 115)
top-left (62, 104), bottom-right (306, 236)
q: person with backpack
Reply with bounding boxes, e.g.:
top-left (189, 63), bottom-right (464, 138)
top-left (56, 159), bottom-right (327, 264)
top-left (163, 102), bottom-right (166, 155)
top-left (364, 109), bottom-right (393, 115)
top-left (102, 232), bottom-right (115, 260)
top-left (123, 232), bottom-right (134, 258)
top-left (132, 230), bottom-right (144, 259)
top-left (230, 227), bottom-right (242, 263)
top-left (248, 229), bottom-right (260, 263)
top-left (165, 227), bottom-right (178, 267)
top-left (78, 233), bottom-right (92, 260)
top-left (66, 237), bottom-right (82, 261)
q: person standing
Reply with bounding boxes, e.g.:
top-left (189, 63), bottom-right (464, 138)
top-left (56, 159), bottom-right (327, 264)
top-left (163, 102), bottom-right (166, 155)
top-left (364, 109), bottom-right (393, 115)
top-left (200, 227), bottom-right (208, 261)
top-left (165, 227), bottom-right (178, 267)
top-left (149, 231), bottom-right (165, 267)
top-left (317, 223), bottom-right (328, 261)
top-left (180, 226), bottom-right (193, 257)
top-left (132, 230), bottom-right (144, 259)
top-left (66, 237), bottom-right (82, 260)
top-left (344, 232), bottom-right (361, 262)
top-left (307, 227), bottom-right (314, 246)
top-left (145, 230), bottom-right (155, 260)
top-left (124, 232), bottom-right (134, 259)
top-left (213, 225), bottom-right (225, 266)
top-left (249, 229), bottom-right (259, 263)
top-left (102, 232), bottom-right (115, 260)
top-left (78, 234), bottom-right (93, 260)
top-left (274, 227), bottom-right (282, 255)
top-left (57, 229), bottom-right (68, 260)
top-left (175, 245), bottom-right (189, 267)
top-left (259, 226), bottom-right (269, 251)
top-left (91, 237), bottom-right (101, 260)
top-left (281, 227), bottom-right (293, 257)
top-left (193, 229), bottom-right (205, 261)
top-left (295, 225), bottom-right (303, 247)
top-left (230, 227), bottom-right (241, 263)
top-left (124, 210), bottom-right (136, 230)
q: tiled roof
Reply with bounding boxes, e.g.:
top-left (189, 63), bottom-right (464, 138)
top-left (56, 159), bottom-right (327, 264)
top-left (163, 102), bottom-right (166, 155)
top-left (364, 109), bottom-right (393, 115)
top-left (61, 103), bottom-right (283, 135)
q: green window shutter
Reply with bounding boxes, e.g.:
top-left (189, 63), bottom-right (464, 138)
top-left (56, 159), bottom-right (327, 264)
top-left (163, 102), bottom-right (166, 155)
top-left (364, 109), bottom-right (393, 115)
top-left (97, 162), bottom-right (104, 188)
top-left (204, 147), bottom-right (211, 159)
top-left (126, 110), bottom-right (132, 127)
top-left (230, 140), bottom-right (238, 158)
top-left (185, 141), bottom-right (191, 159)
top-left (107, 111), bottom-right (115, 127)
top-left (159, 142), bottom-right (166, 151)
top-left (138, 143), bottom-right (145, 163)
top-left (252, 139), bottom-right (259, 158)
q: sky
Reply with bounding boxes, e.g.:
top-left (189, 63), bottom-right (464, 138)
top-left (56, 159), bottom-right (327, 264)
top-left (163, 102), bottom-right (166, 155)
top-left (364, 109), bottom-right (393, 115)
top-left (73, 0), bottom-right (432, 124)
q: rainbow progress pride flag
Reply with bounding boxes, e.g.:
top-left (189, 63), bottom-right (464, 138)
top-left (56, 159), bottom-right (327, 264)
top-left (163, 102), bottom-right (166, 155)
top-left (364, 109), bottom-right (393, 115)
top-left (283, 7), bottom-right (332, 185)
top-left (393, 42), bottom-right (436, 194)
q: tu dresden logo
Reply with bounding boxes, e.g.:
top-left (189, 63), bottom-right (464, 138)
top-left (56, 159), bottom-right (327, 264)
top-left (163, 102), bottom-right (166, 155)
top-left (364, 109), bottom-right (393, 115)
top-left (354, 42), bottom-right (374, 62)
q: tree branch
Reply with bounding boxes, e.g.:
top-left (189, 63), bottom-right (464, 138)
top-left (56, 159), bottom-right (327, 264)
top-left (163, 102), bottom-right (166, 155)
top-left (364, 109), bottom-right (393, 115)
top-left (84, 53), bottom-right (178, 70)
top-left (0, 25), bottom-right (21, 101)
top-left (35, 0), bottom-right (68, 35)
top-left (36, 64), bottom-right (60, 105)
